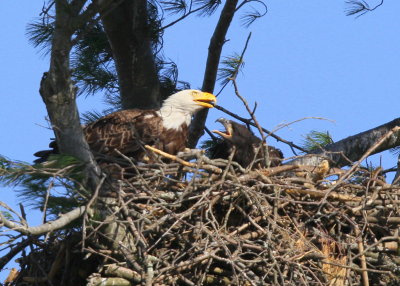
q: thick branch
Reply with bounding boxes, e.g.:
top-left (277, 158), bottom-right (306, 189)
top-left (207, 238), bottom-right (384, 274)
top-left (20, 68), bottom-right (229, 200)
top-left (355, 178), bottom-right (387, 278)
top-left (188, 0), bottom-right (239, 148)
top-left (0, 206), bottom-right (86, 236)
top-left (293, 117), bottom-right (400, 167)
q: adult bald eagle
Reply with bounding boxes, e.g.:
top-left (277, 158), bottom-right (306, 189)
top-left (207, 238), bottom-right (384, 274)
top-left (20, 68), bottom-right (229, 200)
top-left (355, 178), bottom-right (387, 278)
top-left (210, 118), bottom-right (283, 168)
top-left (34, 90), bottom-right (216, 163)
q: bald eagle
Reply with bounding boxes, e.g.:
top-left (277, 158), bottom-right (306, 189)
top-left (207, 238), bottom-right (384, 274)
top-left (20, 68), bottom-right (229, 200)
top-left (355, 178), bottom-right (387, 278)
top-left (34, 90), bottom-right (216, 163)
top-left (210, 118), bottom-right (283, 168)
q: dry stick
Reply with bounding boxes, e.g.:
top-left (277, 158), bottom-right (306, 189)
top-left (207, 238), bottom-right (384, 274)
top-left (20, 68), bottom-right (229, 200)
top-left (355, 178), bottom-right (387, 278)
top-left (320, 259), bottom-right (393, 275)
top-left (222, 33), bottom-right (268, 165)
top-left (284, 187), bottom-right (363, 202)
top-left (351, 236), bottom-right (400, 262)
top-left (0, 201), bottom-right (27, 226)
top-left (114, 150), bottom-right (154, 193)
top-left (231, 79), bottom-right (265, 143)
top-left (104, 264), bottom-right (142, 283)
top-left (145, 145), bottom-right (195, 167)
top-left (84, 247), bottom-right (120, 264)
top-left (269, 116), bottom-right (334, 138)
top-left (355, 226), bottom-right (369, 286)
top-left (81, 173), bottom-right (106, 251)
top-left (144, 145), bottom-right (222, 174)
top-left (214, 33), bottom-right (252, 97)
top-left (47, 242), bottom-right (66, 281)
top-left (221, 145), bottom-right (237, 181)
top-left (119, 190), bottom-right (149, 249)
top-left (230, 52), bottom-right (272, 166)
top-left (214, 31), bottom-right (251, 98)
top-left (341, 214), bottom-right (370, 286)
top-left (0, 238), bottom-right (32, 270)
top-left (319, 126), bottom-right (400, 208)
top-left (42, 180), bottom-right (54, 224)
top-left (41, 164), bottom-right (81, 224)
top-left (156, 251), bottom-right (215, 275)
top-left (0, 206), bottom-right (86, 236)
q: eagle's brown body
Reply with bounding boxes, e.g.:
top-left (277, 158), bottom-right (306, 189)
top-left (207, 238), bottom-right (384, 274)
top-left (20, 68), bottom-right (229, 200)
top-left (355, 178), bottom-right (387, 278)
top-left (84, 109), bottom-right (187, 160)
top-left (34, 90), bottom-right (216, 164)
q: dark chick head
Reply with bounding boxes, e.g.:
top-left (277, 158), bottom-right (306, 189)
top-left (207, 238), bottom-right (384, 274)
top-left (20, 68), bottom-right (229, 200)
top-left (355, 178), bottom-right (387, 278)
top-left (211, 118), bottom-right (283, 168)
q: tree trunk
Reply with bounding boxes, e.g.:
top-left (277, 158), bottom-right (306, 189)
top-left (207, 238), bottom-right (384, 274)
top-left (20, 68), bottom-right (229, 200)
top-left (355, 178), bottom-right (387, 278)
top-left (101, 0), bottom-right (161, 109)
top-left (39, 0), bottom-right (101, 190)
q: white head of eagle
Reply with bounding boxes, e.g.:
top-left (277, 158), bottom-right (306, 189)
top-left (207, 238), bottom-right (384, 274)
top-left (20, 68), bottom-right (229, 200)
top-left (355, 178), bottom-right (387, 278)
top-left (158, 89), bottom-right (216, 130)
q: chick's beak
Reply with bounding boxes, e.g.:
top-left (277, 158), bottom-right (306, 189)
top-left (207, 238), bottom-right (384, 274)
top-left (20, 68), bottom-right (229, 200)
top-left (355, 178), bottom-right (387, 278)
top-left (212, 118), bottom-right (233, 139)
top-left (193, 92), bottom-right (217, 108)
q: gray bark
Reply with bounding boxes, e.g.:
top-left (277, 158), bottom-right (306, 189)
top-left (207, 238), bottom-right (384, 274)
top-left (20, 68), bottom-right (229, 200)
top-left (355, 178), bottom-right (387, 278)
top-left (0, 206), bottom-right (86, 236)
top-left (39, 0), bottom-right (102, 189)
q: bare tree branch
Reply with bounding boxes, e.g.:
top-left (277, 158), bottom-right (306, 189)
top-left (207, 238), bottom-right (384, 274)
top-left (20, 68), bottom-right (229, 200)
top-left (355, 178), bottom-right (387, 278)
top-left (0, 206), bottom-right (86, 236)
top-left (188, 0), bottom-right (239, 148)
top-left (292, 117), bottom-right (400, 167)
top-left (214, 104), bottom-right (308, 153)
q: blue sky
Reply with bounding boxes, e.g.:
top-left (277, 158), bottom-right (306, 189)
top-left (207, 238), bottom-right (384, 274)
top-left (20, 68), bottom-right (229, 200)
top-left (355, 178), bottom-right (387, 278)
top-left (1, 0), bottom-right (400, 280)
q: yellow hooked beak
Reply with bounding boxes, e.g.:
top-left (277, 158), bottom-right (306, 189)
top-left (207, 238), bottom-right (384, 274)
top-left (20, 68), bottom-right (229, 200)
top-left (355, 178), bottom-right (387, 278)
top-left (193, 92), bottom-right (217, 108)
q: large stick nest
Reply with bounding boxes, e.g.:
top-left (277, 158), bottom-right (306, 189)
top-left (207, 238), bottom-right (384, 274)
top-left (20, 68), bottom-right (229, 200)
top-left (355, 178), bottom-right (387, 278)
top-left (9, 149), bottom-right (400, 285)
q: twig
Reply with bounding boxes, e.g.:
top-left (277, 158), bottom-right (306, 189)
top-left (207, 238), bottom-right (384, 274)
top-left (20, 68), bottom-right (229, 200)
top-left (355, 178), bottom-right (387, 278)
top-left (319, 126), bottom-right (400, 208)
top-left (214, 104), bottom-right (308, 153)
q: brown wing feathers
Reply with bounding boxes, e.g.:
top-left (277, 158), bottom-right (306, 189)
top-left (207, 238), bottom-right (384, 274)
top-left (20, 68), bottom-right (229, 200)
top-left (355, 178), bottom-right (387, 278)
top-left (84, 110), bottom-right (163, 158)
top-left (34, 109), bottom-right (187, 163)
top-left (34, 110), bottom-right (164, 163)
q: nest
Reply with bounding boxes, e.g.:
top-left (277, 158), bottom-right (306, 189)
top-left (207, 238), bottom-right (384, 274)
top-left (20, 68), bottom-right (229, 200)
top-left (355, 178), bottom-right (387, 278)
top-left (8, 149), bottom-right (400, 286)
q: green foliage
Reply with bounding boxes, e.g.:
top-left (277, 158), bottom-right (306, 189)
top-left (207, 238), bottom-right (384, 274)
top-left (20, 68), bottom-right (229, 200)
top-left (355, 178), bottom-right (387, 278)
top-left (26, 2), bottom-right (187, 108)
top-left (0, 154), bottom-right (89, 219)
top-left (218, 53), bottom-right (245, 85)
top-left (390, 146), bottom-right (400, 157)
top-left (0, 210), bottom-right (13, 220)
top-left (25, 0), bottom-right (266, 112)
top-left (148, 0), bottom-right (164, 51)
top-left (194, 0), bottom-right (222, 16)
top-left (345, 0), bottom-right (370, 16)
top-left (240, 3), bottom-right (268, 28)
top-left (200, 137), bottom-right (230, 161)
top-left (200, 138), bottom-right (217, 158)
top-left (162, 0), bottom-right (188, 15)
top-left (301, 130), bottom-right (334, 153)
top-left (26, 18), bottom-right (54, 55)
top-left (157, 60), bottom-right (191, 100)
top-left (72, 24), bottom-right (118, 96)
top-left (345, 0), bottom-right (383, 17)
top-left (348, 162), bottom-right (384, 184)
top-left (160, 0), bottom-right (223, 18)
top-left (81, 110), bottom-right (110, 125)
